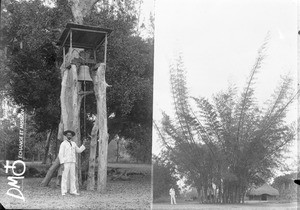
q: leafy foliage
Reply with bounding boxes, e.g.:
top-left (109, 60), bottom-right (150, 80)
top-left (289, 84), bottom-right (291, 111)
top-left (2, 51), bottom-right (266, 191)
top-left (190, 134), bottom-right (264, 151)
top-left (124, 124), bottom-right (152, 163)
top-left (157, 39), bottom-right (297, 203)
top-left (153, 155), bottom-right (179, 199)
top-left (8, 45), bottom-right (61, 132)
top-left (0, 118), bottom-right (20, 160)
top-left (272, 173), bottom-right (297, 190)
top-left (272, 172), bottom-right (298, 201)
top-left (1, 0), bottom-right (153, 161)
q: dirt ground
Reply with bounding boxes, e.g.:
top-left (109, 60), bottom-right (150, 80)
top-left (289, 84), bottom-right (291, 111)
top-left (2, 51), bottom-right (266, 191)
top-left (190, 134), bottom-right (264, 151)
top-left (0, 163), bottom-right (151, 210)
top-left (153, 201), bottom-right (298, 210)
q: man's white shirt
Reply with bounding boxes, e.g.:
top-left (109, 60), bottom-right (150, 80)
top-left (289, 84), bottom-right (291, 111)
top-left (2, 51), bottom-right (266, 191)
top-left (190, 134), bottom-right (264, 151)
top-left (169, 188), bottom-right (175, 196)
top-left (59, 140), bottom-right (85, 164)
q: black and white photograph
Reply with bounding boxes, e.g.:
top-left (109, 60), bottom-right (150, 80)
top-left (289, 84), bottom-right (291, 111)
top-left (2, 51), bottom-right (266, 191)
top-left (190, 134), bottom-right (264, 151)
top-left (0, 0), bottom-right (153, 209)
top-left (153, 0), bottom-right (298, 209)
top-left (1, 0), bottom-right (300, 210)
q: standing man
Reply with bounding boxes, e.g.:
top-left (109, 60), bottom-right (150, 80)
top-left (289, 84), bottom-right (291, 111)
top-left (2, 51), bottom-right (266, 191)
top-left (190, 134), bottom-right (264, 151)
top-left (169, 187), bottom-right (176, 205)
top-left (59, 130), bottom-right (87, 196)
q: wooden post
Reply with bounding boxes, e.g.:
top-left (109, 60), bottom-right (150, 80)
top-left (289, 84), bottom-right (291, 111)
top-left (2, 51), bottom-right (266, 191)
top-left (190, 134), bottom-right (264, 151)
top-left (94, 63), bottom-right (109, 192)
top-left (104, 34), bottom-right (107, 64)
top-left (94, 49), bottom-right (97, 63)
top-left (116, 138), bottom-right (119, 163)
top-left (41, 48), bottom-right (83, 187)
top-left (63, 47), bottom-right (65, 68)
top-left (70, 30), bottom-right (73, 55)
top-left (70, 63), bottom-right (84, 189)
top-left (42, 129), bottom-right (53, 164)
top-left (87, 120), bottom-right (98, 190)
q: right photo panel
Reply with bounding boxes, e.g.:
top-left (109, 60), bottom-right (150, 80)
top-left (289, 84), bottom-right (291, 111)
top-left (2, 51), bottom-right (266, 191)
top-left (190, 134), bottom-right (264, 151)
top-left (152, 0), bottom-right (298, 209)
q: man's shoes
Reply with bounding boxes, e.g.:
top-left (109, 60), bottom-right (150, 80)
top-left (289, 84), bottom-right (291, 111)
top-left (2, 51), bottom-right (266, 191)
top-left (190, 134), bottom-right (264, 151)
top-left (70, 192), bottom-right (80, 196)
top-left (62, 193), bottom-right (66, 196)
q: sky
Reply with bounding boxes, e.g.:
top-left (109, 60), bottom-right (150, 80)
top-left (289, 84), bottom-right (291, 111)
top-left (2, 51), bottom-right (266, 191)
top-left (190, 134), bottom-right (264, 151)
top-left (152, 0), bottom-right (298, 172)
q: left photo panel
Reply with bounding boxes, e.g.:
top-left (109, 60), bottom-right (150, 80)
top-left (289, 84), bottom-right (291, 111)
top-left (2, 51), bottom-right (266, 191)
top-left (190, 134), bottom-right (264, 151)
top-left (0, 0), bottom-right (154, 209)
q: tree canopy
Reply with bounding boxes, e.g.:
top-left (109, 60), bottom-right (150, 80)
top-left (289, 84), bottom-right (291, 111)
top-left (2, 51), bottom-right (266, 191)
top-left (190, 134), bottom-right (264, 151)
top-left (156, 39), bottom-right (297, 204)
top-left (1, 0), bottom-right (153, 161)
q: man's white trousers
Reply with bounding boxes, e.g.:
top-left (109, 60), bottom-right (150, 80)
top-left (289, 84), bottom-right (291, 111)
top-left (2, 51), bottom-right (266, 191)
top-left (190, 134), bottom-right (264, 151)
top-left (171, 195), bottom-right (176, 204)
top-left (61, 162), bottom-right (77, 194)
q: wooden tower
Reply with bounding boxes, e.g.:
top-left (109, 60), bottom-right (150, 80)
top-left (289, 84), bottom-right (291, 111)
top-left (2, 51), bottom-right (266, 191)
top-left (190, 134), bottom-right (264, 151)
top-left (57, 23), bottom-right (112, 192)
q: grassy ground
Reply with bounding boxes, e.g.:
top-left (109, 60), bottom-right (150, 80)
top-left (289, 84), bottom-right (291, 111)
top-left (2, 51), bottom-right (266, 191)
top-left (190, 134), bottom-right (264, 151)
top-left (0, 163), bottom-right (151, 209)
top-left (153, 200), bottom-right (298, 210)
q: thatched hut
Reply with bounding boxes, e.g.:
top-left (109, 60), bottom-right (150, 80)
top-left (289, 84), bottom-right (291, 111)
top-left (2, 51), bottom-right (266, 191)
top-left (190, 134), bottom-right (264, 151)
top-left (248, 183), bottom-right (279, 201)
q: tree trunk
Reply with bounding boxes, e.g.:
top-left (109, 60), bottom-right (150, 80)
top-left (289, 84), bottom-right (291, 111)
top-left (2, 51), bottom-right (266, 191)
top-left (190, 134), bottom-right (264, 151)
top-left (233, 184), bottom-right (236, 203)
top-left (61, 58), bottom-right (84, 190)
top-left (196, 187), bottom-right (201, 203)
top-left (55, 133), bottom-right (59, 159)
top-left (94, 63), bottom-right (109, 192)
top-left (42, 49), bottom-right (84, 187)
top-left (41, 157), bottom-right (60, 186)
top-left (242, 187), bottom-right (246, 203)
top-left (204, 186), bottom-right (208, 203)
top-left (69, 0), bottom-right (100, 24)
top-left (223, 182), bottom-right (228, 204)
top-left (237, 185), bottom-right (242, 204)
top-left (116, 138), bottom-right (119, 163)
top-left (87, 120), bottom-right (99, 190)
top-left (218, 184), bottom-right (222, 203)
top-left (42, 129), bottom-right (53, 164)
top-left (41, 122), bottom-right (64, 186)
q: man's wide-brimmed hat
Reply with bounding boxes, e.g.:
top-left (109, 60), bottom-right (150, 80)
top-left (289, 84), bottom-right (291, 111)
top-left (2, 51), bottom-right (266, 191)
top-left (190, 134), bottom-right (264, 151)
top-left (63, 130), bottom-right (75, 136)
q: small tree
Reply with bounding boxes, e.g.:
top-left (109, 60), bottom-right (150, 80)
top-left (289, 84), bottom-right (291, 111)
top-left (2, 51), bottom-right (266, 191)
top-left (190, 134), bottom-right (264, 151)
top-left (153, 155), bottom-right (179, 200)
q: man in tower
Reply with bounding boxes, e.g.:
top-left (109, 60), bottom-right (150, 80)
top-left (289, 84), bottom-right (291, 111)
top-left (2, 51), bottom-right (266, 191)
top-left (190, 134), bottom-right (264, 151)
top-left (59, 130), bottom-right (87, 196)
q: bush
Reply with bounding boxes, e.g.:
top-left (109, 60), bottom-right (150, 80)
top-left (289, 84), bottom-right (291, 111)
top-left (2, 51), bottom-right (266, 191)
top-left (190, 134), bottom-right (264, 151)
top-left (152, 156), bottom-right (179, 199)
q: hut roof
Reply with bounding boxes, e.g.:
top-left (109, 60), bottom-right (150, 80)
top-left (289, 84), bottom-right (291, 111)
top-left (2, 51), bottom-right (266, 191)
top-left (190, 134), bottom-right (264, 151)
top-left (248, 183), bottom-right (279, 196)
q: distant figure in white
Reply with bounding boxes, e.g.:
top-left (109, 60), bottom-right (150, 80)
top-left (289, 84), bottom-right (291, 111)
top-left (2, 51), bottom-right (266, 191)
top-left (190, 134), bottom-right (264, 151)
top-left (169, 187), bottom-right (176, 205)
top-left (59, 130), bottom-right (87, 196)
